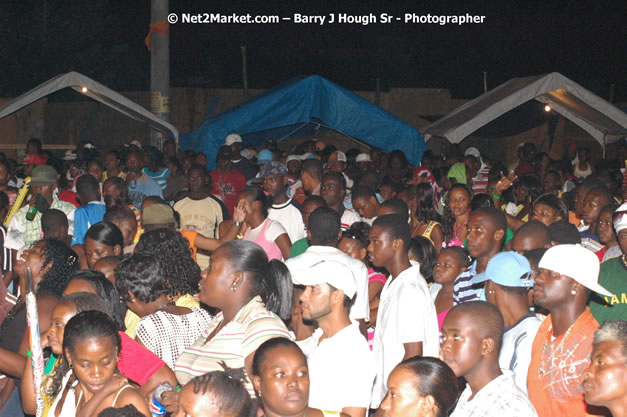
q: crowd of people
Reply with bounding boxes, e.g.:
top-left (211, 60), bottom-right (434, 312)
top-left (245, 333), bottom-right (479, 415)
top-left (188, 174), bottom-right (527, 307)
top-left (0, 134), bottom-right (625, 417)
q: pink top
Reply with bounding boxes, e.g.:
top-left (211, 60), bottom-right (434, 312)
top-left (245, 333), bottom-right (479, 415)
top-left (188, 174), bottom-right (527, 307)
top-left (367, 267), bottom-right (386, 284)
top-left (437, 308), bottom-right (452, 332)
top-left (243, 218), bottom-right (283, 261)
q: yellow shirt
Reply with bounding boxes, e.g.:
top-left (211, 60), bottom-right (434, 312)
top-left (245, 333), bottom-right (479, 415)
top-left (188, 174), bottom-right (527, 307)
top-left (124, 294), bottom-right (200, 339)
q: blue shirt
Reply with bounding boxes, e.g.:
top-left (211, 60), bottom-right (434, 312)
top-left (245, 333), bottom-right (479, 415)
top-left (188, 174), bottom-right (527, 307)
top-left (72, 201), bottom-right (106, 245)
top-left (129, 174), bottom-right (163, 210)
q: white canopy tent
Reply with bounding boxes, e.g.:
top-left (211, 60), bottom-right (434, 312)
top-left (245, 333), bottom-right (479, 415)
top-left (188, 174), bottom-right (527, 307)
top-left (422, 72), bottom-right (627, 150)
top-left (0, 71), bottom-right (178, 143)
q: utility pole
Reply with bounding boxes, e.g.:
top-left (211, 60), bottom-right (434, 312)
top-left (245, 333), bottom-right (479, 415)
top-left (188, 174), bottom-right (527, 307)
top-left (150, 0), bottom-right (170, 149)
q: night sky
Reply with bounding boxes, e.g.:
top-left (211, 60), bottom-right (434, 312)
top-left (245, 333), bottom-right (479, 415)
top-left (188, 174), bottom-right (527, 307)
top-left (1, 0), bottom-right (625, 103)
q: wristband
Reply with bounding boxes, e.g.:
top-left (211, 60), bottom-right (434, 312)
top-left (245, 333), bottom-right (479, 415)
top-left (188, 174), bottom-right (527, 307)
top-left (236, 233), bottom-right (244, 240)
top-left (27, 350), bottom-right (32, 357)
top-left (492, 193), bottom-right (502, 200)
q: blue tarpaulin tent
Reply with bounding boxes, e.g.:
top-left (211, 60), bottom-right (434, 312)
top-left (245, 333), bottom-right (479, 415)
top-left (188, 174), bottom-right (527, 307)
top-left (180, 75), bottom-right (427, 170)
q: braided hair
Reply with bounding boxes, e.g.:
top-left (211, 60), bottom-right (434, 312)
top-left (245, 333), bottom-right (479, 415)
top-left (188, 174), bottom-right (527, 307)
top-left (36, 239), bottom-right (80, 297)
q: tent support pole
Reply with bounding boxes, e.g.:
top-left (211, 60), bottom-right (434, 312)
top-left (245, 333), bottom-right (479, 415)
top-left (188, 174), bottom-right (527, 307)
top-left (241, 46), bottom-right (248, 101)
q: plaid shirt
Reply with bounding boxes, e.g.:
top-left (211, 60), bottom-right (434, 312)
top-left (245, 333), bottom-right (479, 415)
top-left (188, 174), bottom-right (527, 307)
top-left (452, 372), bottom-right (538, 417)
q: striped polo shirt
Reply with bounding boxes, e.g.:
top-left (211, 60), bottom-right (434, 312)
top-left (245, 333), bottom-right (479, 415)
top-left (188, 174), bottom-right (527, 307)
top-left (174, 296), bottom-right (292, 395)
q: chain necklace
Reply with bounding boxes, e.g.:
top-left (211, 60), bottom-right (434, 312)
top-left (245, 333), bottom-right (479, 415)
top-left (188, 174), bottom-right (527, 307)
top-left (155, 300), bottom-right (175, 311)
top-left (538, 320), bottom-right (576, 377)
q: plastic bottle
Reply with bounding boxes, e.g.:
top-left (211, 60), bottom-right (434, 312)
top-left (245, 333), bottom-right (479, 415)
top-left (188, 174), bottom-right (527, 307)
top-left (150, 382), bottom-right (175, 417)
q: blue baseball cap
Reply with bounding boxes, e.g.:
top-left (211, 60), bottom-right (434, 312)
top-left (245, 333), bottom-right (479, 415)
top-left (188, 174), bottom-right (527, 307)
top-left (472, 251), bottom-right (533, 288)
top-left (257, 149), bottom-right (273, 164)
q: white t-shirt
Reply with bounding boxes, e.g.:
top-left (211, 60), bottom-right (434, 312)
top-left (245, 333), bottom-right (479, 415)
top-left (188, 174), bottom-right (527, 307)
top-left (244, 218), bottom-right (287, 243)
top-left (286, 246), bottom-right (370, 322)
top-left (498, 313), bottom-right (541, 394)
top-left (370, 265), bottom-right (439, 408)
top-left (298, 324), bottom-right (374, 411)
top-left (268, 198), bottom-right (305, 244)
top-left (339, 208), bottom-right (361, 231)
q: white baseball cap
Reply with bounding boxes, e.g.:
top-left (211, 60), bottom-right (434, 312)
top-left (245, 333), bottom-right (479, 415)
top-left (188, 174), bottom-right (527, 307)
top-left (356, 153), bottom-right (371, 163)
top-left (225, 133), bottom-right (243, 146)
top-left (464, 147), bottom-right (480, 158)
top-left (290, 260), bottom-right (357, 299)
top-left (538, 244), bottom-right (613, 297)
top-left (286, 154), bottom-right (301, 164)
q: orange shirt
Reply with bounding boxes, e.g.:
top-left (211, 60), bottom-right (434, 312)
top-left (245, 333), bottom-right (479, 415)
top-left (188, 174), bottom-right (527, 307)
top-left (569, 211), bottom-right (580, 228)
top-left (527, 308), bottom-right (602, 417)
top-left (180, 229), bottom-right (198, 261)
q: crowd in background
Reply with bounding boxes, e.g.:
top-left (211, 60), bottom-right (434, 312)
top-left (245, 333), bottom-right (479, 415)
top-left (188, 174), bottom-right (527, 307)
top-left (0, 133), bottom-right (625, 417)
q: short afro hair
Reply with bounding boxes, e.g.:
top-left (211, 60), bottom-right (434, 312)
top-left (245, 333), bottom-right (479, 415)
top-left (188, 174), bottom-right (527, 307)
top-left (308, 207), bottom-right (340, 246)
top-left (372, 214), bottom-right (411, 249)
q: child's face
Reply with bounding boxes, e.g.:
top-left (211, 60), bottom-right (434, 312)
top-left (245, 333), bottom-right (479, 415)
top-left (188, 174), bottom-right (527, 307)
top-left (433, 250), bottom-right (464, 285)
top-left (379, 185), bottom-right (396, 201)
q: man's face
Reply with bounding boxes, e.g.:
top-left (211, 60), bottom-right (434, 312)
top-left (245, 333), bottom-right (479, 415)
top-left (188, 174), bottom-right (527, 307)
top-left (320, 176), bottom-right (344, 207)
top-left (367, 225), bottom-right (396, 268)
top-left (163, 141), bottom-right (176, 158)
top-left (263, 175), bottom-right (286, 200)
top-left (104, 153), bottom-right (119, 172)
top-left (531, 203), bottom-right (561, 227)
top-left (187, 168), bottom-right (208, 194)
top-left (511, 232), bottom-right (546, 254)
top-left (617, 228), bottom-right (627, 256)
top-left (102, 182), bottom-right (121, 208)
top-left (543, 173), bottom-right (560, 193)
top-left (302, 201), bottom-right (324, 228)
top-left (86, 162), bottom-right (103, 182)
top-left (440, 310), bottom-right (484, 378)
top-left (31, 184), bottom-right (55, 204)
top-left (327, 158), bottom-right (345, 174)
top-left (582, 190), bottom-right (609, 226)
top-left (575, 186), bottom-right (589, 218)
top-left (532, 268), bottom-right (574, 310)
top-left (583, 340), bottom-right (627, 408)
top-left (126, 153), bottom-right (143, 173)
top-left (287, 160), bottom-right (300, 176)
top-left (597, 209), bottom-right (616, 246)
top-left (466, 212), bottom-right (500, 258)
top-left (299, 284), bottom-right (333, 321)
top-left (353, 196), bottom-right (378, 220)
top-left (0, 164), bottom-right (10, 186)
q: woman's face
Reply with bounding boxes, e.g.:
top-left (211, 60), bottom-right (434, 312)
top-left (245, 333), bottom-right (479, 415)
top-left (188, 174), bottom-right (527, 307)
top-left (84, 238), bottom-right (120, 269)
top-left (252, 346), bottom-right (310, 416)
top-left (597, 209), bottom-right (617, 246)
top-left (14, 241), bottom-right (48, 287)
top-left (380, 367), bottom-right (427, 417)
top-left (338, 238), bottom-right (367, 263)
top-left (47, 301), bottom-right (77, 356)
top-left (448, 188), bottom-right (470, 218)
top-left (237, 193), bottom-right (256, 221)
top-left (175, 385), bottom-right (222, 417)
top-left (66, 336), bottom-right (118, 395)
top-left (199, 247), bottom-right (235, 308)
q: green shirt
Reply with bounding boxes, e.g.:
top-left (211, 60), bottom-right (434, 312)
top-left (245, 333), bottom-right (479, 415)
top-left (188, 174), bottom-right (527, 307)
top-left (289, 237), bottom-right (310, 258)
top-left (589, 256), bottom-right (627, 323)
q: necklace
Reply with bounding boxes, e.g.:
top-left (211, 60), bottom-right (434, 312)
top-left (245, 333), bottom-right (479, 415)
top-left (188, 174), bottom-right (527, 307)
top-left (155, 300), bottom-right (175, 311)
top-left (538, 320), bottom-right (576, 377)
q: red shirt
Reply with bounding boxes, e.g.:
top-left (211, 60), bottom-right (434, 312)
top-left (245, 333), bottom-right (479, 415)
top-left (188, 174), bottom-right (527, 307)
top-left (210, 169), bottom-right (246, 217)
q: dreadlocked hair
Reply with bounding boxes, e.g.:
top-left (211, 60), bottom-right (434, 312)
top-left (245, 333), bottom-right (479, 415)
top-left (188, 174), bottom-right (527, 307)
top-left (36, 239), bottom-right (80, 297)
top-left (135, 228), bottom-right (201, 297)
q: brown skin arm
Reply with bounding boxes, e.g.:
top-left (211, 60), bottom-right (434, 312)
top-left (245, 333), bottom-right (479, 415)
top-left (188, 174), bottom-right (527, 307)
top-left (137, 364), bottom-right (178, 402)
top-left (193, 222), bottom-right (247, 252)
top-left (505, 213), bottom-right (524, 232)
top-left (274, 233), bottom-right (292, 260)
top-left (105, 386), bottom-right (150, 416)
top-left (430, 224), bottom-right (444, 255)
top-left (402, 342), bottom-right (423, 360)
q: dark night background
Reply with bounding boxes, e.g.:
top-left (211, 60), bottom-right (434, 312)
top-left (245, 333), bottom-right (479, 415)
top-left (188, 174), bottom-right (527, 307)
top-left (1, 0), bottom-right (626, 102)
